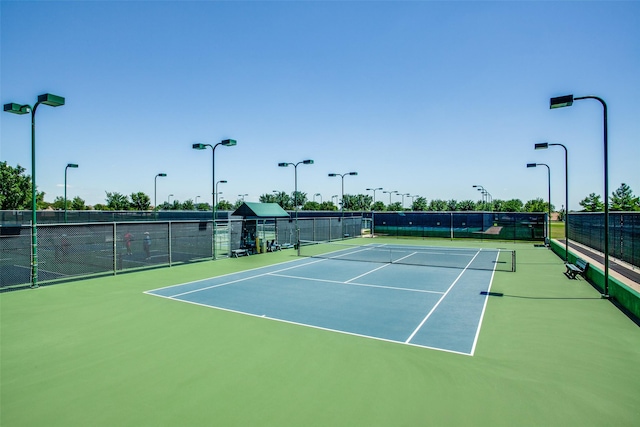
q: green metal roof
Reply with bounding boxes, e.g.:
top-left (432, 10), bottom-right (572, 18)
top-left (231, 202), bottom-right (290, 218)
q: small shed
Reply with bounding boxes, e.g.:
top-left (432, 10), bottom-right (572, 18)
top-left (231, 202), bottom-right (290, 252)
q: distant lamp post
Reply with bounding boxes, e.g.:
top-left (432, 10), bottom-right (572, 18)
top-left (551, 93), bottom-right (609, 298)
top-left (154, 173), bottom-right (167, 209)
top-left (193, 138), bottom-right (237, 259)
top-left (328, 172), bottom-right (358, 238)
top-left (536, 141), bottom-right (569, 261)
top-left (4, 93), bottom-right (65, 288)
top-left (401, 193), bottom-right (410, 209)
top-left (195, 195), bottom-right (200, 205)
top-left (216, 180), bottom-right (227, 208)
top-left (473, 185), bottom-right (486, 208)
top-left (314, 193), bottom-right (322, 204)
top-left (64, 163), bottom-right (79, 222)
top-left (238, 193), bottom-right (247, 202)
top-left (383, 190), bottom-right (398, 205)
top-left (527, 163), bottom-right (551, 245)
top-left (366, 187), bottom-right (383, 237)
top-left (167, 194), bottom-right (174, 205)
top-left (279, 160), bottom-right (314, 247)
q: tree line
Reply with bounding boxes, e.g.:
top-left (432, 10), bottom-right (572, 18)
top-left (2, 161), bottom-right (639, 212)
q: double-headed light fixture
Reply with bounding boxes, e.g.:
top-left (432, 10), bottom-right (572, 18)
top-left (4, 93), bottom-right (66, 288)
top-left (193, 139), bottom-right (237, 259)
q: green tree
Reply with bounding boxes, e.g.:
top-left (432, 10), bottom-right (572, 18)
top-left (411, 197), bottom-right (428, 211)
top-left (610, 183), bottom-right (640, 211)
top-left (491, 199), bottom-right (505, 212)
top-left (446, 199), bottom-right (458, 211)
top-left (456, 200), bottom-right (476, 211)
top-left (260, 191), bottom-right (291, 210)
top-left (579, 193), bottom-right (604, 212)
top-left (232, 199), bottom-right (244, 210)
top-left (51, 196), bottom-right (67, 210)
top-left (292, 191), bottom-right (307, 210)
top-left (217, 200), bottom-right (233, 210)
top-left (93, 203), bottom-right (107, 210)
top-left (130, 192), bottom-right (151, 210)
top-left (502, 199), bottom-right (524, 212)
top-left (320, 201), bottom-right (338, 211)
top-left (71, 196), bottom-right (86, 210)
top-left (371, 201), bottom-right (386, 211)
top-left (388, 201), bottom-right (403, 211)
top-left (259, 193), bottom-right (278, 204)
top-left (0, 162), bottom-right (45, 209)
top-left (428, 199), bottom-right (448, 211)
top-left (303, 201), bottom-right (321, 210)
top-left (182, 199), bottom-right (195, 210)
top-left (524, 198), bottom-right (554, 213)
top-left (342, 194), bottom-right (372, 211)
top-left (105, 192), bottom-right (130, 210)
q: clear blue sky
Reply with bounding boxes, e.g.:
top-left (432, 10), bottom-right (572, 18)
top-left (2, 0), bottom-right (639, 211)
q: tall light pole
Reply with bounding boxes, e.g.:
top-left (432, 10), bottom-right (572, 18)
top-left (216, 180), bottom-right (227, 208)
top-left (154, 173), bottom-right (167, 210)
top-left (536, 141), bottom-right (569, 261)
top-left (328, 171), bottom-right (358, 238)
top-left (383, 190), bottom-right (398, 206)
top-left (527, 163), bottom-right (551, 245)
top-left (473, 185), bottom-right (486, 207)
top-left (195, 195), bottom-right (200, 205)
top-left (279, 160), bottom-right (314, 248)
top-left (193, 139), bottom-right (237, 259)
top-left (366, 187), bottom-right (383, 237)
top-left (167, 194), bottom-right (174, 205)
top-left (4, 93), bottom-right (65, 288)
top-left (551, 94), bottom-right (609, 297)
top-left (64, 163), bottom-right (78, 223)
top-left (314, 193), bottom-right (322, 203)
top-left (238, 193), bottom-right (247, 202)
top-left (401, 193), bottom-right (410, 209)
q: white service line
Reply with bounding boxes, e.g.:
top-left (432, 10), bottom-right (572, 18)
top-left (268, 272), bottom-right (445, 295)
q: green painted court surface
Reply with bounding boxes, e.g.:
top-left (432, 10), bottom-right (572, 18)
top-left (1, 237), bottom-right (639, 426)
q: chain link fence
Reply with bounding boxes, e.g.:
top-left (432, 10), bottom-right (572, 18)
top-left (568, 212), bottom-right (639, 268)
top-left (1, 220), bottom-right (228, 289)
top-left (369, 212), bottom-right (546, 241)
top-left (1, 216), bottom-right (364, 290)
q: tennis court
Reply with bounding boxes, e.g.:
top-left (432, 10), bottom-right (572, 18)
top-left (147, 243), bottom-right (513, 355)
top-left (2, 237), bottom-right (639, 427)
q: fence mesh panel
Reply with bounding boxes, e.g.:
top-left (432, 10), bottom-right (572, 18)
top-left (568, 212), bottom-right (639, 268)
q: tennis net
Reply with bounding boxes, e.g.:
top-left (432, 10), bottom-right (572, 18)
top-left (298, 240), bottom-right (516, 272)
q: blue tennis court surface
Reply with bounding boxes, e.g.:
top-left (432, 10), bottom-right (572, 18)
top-left (146, 244), bottom-right (504, 355)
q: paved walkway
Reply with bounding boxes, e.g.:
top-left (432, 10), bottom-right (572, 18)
top-left (556, 239), bottom-right (640, 293)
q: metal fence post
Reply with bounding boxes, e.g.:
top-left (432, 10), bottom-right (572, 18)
top-left (113, 223), bottom-right (117, 275)
top-left (168, 221), bottom-right (172, 266)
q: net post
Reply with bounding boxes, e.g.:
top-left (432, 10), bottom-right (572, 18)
top-left (512, 250), bottom-right (516, 272)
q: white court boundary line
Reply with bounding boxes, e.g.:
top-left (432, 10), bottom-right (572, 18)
top-left (145, 246), bottom-right (496, 356)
